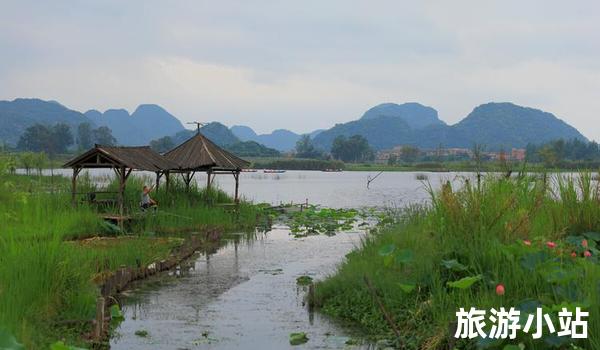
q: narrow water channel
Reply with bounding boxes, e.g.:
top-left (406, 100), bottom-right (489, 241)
top-left (110, 227), bottom-right (370, 349)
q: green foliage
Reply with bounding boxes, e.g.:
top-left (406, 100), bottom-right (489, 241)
top-left (285, 206), bottom-right (358, 237)
top-left (92, 126), bottom-right (117, 146)
top-left (0, 160), bottom-right (260, 348)
top-left (76, 123), bottom-right (93, 150)
top-left (314, 173), bottom-right (600, 349)
top-left (225, 140), bottom-right (280, 157)
top-left (330, 135), bottom-right (374, 163)
top-left (296, 276), bottom-right (313, 286)
top-left (289, 332), bottom-right (309, 345)
top-left (294, 135), bottom-right (324, 159)
top-left (149, 136), bottom-right (175, 153)
top-left (0, 329), bottom-right (24, 350)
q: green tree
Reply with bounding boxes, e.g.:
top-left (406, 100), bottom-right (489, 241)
top-left (34, 152), bottom-right (48, 176)
top-left (17, 124), bottom-right (53, 152)
top-left (19, 152), bottom-right (37, 175)
top-left (93, 126), bottom-right (117, 146)
top-left (538, 145), bottom-right (558, 167)
top-left (387, 154), bottom-right (397, 165)
top-left (77, 122), bottom-right (94, 150)
top-left (399, 145), bottom-right (419, 163)
top-left (150, 136), bottom-right (175, 153)
top-left (331, 135), bottom-right (374, 162)
top-left (51, 123), bottom-right (74, 154)
top-left (295, 135), bottom-right (323, 159)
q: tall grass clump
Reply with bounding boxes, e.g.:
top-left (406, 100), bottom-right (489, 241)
top-left (314, 173), bottom-right (600, 349)
top-left (0, 159), bottom-right (260, 347)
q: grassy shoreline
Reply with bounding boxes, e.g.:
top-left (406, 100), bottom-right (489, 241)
top-left (313, 173), bottom-right (600, 349)
top-left (0, 172), bottom-right (261, 349)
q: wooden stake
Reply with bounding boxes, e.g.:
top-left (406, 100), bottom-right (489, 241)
top-left (234, 171), bottom-right (240, 203)
top-left (94, 297), bottom-right (105, 340)
top-left (71, 167), bottom-right (81, 207)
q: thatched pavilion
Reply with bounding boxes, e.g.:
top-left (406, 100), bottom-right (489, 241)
top-left (63, 145), bottom-right (180, 217)
top-left (163, 132), bottom-right (250, 202)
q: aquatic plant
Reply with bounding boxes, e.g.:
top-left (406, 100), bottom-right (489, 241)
top-left (314, 172), bottom-right (600, 349)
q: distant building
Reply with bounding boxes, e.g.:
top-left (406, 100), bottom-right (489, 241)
top-left (511, 148), bottom-right (526, 161)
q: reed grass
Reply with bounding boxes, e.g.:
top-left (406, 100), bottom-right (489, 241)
top-left (314, 172), bottom-right (600, 349)
top-left (0, 164), bottom-right (260, 348)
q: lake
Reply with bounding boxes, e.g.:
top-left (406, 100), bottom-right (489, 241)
top-left (42, 169), bottom-right (467, 348)
top-left (47, 168), bottom-right (471, 208)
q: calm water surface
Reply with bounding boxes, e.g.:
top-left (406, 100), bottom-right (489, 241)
top-left (47, 168), bottom-right (470, 207)
top-left (111, 228), bottom-right (368, 349)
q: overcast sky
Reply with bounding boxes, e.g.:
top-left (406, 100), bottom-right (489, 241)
top-left (1, 1), bottom-right (599, 139)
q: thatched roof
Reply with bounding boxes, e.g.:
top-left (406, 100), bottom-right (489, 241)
top-left (164, 132), bottom-right (250, 171)
top-left (63, 145), bottom-right (180, 172)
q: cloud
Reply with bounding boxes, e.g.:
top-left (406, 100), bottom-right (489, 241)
top-left (0, 0), bottom-right (599, 138)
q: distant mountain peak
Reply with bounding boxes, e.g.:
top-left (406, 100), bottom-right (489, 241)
top-left (360, 102), bottom-right (444, 129)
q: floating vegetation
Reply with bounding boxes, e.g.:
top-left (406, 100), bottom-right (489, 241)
top-left (284, 206), bottom-right (359, 237)
top-left (259, 268), bottom-right (283, 275)
top-left (296, 275), bottom-right (313, 285)
top-left (289, 332), bottom-right (309, 345)
top-left (134, 330), bottom-right (149, 337)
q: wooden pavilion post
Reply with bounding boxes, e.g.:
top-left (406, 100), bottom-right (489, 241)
top-left (165, 171), bottom-right (170, 191)
top-left (206, 170), bottom-right (212, 191)
top-left (71, 167), bottom-right (81, 207)
top-left (233, 171), bottom-right (240, 203)
top-left (155, 171), bottom-right (162, 191)
top-left (115, 166), bottom-right (132, 223)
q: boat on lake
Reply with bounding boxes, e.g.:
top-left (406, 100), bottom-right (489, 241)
top-left (263, 169), bottom-right (286, 173)
top-left (321, 169), bottom-right (343, 172)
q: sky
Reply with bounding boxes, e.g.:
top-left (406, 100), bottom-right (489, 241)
top-left (1, 0), bottom-right (599, 139)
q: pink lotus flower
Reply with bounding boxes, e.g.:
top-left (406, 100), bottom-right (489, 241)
top-left (495, 283), bottom-right (505, 296)
top-left (582, 239), bottom-right (588, 248)
top-left (571, 251), bottom-right (578, 258)
top-left (546, 241), bottom-right (557, 249)
top-left (584, 250), bottom-right (592, 257)
top-left (523, 240), bottom-right (532, 246)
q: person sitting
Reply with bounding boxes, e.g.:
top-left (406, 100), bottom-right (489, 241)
top-left (140, 185), bottom-right (158, 211)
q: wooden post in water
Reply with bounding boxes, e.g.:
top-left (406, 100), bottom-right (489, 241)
top-left (233, 171), bottom-right (240, 203)
top-left (94, 297), bottom-right (105, 339)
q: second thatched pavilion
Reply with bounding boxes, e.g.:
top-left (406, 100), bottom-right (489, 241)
top-left (163, 131), bottom-right (250, 202)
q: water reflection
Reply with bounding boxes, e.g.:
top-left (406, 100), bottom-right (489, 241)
top-left (111, 228), bottom-right (371, 349)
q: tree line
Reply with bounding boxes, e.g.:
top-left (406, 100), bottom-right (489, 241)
top-left (16, 122), bottom-right (117, 154)
top-left (526, 138), bottom-right (600, 167)
top-left (293, 134), bottom-right (374, 163)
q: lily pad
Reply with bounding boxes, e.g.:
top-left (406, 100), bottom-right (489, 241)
top-left (398, 283), bottom-right (416, 293)
top-left (289, 332), bottom-right (309, 346)
top-left (378, 244), bottom-right (395, 256)
top-left (583, 232), bottom-right (600, 241)
top-left (49, 341), bottom-right (87, 350)
top-left (447, 275), bottom-right (482, 289)
top-left (441, 259), bottom-right (468, 272)
top-left (110, 304), bottom-right (124, 321)
top-left (394, 249), bottom-right (414, 264)
top-left (296, 276), bottom-right (313, 285)
top-left (0, 330), bottom-right (24, 350)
